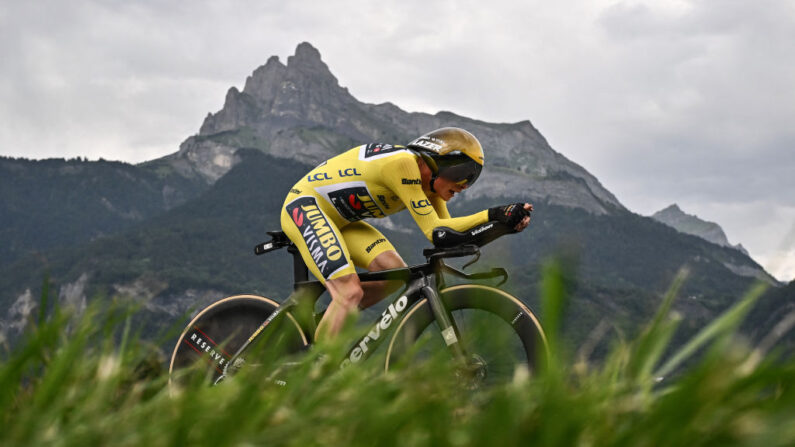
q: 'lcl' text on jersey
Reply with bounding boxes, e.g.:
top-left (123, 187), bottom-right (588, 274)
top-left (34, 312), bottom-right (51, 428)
top-left (411, 199), bottom-right (433, 216)
top-left (307, 172), bottom-right (332, 182)
top-left (338, 168), bottom-right (361, 177)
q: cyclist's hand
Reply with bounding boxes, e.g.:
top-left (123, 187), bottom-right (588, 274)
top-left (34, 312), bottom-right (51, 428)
top-left (516, 203), bottom-right (532, 232)
top-left (488, 203), bottom-right (533, 232)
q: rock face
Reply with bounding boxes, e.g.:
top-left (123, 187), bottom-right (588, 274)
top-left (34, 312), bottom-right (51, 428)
top-left (651, 204), bottom-right (777, 283)
top-left (0, 289), bottom-right (37, 343)
top-left (652, 204), bottom-right (748, 254)
top-left (159, 42), bottom-right (624, 215)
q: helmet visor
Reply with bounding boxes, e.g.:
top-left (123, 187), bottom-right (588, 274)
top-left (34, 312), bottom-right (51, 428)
top-left (435, 153), bottom-right (483, 186)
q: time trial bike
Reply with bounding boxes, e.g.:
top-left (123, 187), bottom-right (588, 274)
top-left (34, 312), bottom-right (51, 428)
top-left (169, 221), bottom-right (547, 389)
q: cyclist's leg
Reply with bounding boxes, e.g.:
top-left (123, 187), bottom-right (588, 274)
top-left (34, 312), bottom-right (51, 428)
top-left (340, 221), bottom-right (407, 309)
top-left (280, 196), bottom-right (363, 341)
top-left (361, 250), bottom-right (407, 308)
top-left (319, 273), bottom-right (363, 341)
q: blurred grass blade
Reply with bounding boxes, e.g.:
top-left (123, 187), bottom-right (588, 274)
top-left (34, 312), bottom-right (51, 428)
top-left (626, 268), bottom-right (687, 384)
top-left (741, 309), bottom-right (795, 373)
top-left (575, 319), bottom-right (611, 368)
top-left (540, 258), bottom-right (568, 372)
top-left (36, 274), bottom-right (50, 328)
top-left (655, 282), bottom-right (767, 378)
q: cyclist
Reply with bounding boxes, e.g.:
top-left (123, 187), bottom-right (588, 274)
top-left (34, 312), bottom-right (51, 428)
top-left (280, 127), bottom-right (532, 340)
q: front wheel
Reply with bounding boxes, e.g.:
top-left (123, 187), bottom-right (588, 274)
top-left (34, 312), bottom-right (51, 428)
top-left (385, 285), bottom-right (547, 388)
top-left (168, 294), bottom-right (308, 386)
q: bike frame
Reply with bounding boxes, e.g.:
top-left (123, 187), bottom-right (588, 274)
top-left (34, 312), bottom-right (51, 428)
top-left (220, 242), bottom-right (508, 378)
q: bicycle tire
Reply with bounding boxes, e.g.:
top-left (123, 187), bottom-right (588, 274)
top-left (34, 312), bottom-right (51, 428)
top-left (168, 294), bottom-right (308, 386)
top-left (384, 284), bottom-right (547, 387)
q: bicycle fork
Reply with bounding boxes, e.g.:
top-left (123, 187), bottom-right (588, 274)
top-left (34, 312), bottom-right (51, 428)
top-left (421, 285), bottom-right (468, 363)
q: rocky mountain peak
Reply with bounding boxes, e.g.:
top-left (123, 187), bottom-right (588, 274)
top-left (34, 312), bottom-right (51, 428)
top-left (166, 42), bottom-right (626, 214)
top-left (659, 203), bottom-right (683, 214)
top-left (199, 42), bottom-right (351, 138)
top-left (240, 42), bottom-right (340, 103)
top-left (240, 56), bottom-right (287, 103)
top-left (288, 42), bottom-right (330, 72)
top-left (652, 204), bottom-right (748, 255)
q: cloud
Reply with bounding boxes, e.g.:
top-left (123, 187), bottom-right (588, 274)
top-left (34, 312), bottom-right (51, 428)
top-left (581, 0), bottom-right (795, 187)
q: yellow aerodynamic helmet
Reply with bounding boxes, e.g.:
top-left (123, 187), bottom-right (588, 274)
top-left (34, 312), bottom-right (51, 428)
top-left (407, 127), bottom-right (484, 186)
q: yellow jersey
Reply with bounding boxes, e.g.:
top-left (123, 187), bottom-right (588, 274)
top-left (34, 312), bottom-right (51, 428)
top-left (288, 143), bottom-right (487, 240)
top-left (280, 143), bottom-right (488, 281)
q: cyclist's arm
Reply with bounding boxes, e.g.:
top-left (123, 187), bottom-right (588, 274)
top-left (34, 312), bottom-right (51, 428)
top-left (430, 194), bottom-right (451, 219)
top-left (381, 156), bottom-right (488, 240)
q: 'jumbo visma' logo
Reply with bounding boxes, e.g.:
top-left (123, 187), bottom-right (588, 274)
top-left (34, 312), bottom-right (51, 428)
top-left (285, 197), bottom-right (349, 279)
top-left (411, 199), bottom-right (433, 216)
top-left (324, 185), bottom-right (385, 222)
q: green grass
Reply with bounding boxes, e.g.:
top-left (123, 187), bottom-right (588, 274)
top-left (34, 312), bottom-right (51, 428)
top-left (1, 268), bottom-right (793, 447)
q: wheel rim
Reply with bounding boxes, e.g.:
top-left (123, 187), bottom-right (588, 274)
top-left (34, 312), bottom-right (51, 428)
top-left (385, 285), bottom-right (546, 388)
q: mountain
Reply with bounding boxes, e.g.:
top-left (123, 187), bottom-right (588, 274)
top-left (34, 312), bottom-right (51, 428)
top-left (152, 42), bottom-right (623, 216)
top-left (652, 204), bottom-right (753, 257)
top-left (1, 42), bottom-right (789, 353)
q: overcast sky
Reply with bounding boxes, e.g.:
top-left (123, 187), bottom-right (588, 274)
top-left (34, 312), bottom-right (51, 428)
top-left (1, 0), bottom-right (794, 281)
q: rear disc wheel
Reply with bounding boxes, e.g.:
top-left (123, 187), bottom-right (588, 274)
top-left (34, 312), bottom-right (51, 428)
top-left (168, 294), bottom-right (308, 387)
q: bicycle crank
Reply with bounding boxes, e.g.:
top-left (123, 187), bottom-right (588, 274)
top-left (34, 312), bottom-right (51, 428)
top-left (455, 354), bottom-right (488, 390)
